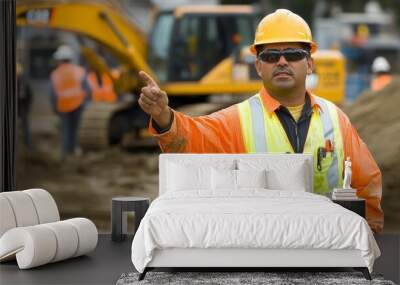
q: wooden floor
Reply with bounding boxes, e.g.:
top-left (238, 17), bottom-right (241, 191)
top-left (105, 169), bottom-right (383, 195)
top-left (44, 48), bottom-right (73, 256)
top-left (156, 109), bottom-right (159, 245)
top-left (0, 234), bottom-right (398, 285)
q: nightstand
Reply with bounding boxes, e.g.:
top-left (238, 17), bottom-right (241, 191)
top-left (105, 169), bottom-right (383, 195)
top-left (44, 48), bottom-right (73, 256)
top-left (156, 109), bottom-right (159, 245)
top-left (111, 197), bottom-right (150, 242)
top-left (332, 198), bottom-right (365, 218)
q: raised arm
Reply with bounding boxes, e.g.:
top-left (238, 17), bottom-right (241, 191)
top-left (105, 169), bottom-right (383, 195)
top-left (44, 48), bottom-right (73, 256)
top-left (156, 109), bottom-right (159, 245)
top-left (137, 71), bottom-right (245, 153)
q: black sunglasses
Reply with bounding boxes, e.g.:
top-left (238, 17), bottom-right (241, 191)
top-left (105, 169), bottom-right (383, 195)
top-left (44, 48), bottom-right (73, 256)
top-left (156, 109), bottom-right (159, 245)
top-left (258, 48), bottom-right (309, 63)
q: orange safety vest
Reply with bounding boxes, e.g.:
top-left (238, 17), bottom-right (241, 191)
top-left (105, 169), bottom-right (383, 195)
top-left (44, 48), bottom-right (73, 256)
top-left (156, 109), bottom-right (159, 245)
top-left (50, 63), bottom-right (87, 113)
top-left (371, 74), bottom-right (392, 92)
top-left (87, 72), bottom-right (117, 103)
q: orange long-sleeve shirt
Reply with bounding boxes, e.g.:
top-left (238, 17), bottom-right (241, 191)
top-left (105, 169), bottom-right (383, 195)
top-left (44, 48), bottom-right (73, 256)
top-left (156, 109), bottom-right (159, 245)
top-left (149, 89), bottom-right (384, 233)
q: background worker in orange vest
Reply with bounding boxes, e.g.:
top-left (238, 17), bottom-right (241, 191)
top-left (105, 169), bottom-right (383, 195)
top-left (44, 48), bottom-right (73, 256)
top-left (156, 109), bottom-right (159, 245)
top-left (370, 56), bottom-right (393, 92)
top-left (86, 70), bottom-right (117, 103)
top-left (50, 45), bottom-right (90, 158)
top-left (138, 9), bottom-right (383, 233)
top-left (16, 62), bottom-right (33, 149)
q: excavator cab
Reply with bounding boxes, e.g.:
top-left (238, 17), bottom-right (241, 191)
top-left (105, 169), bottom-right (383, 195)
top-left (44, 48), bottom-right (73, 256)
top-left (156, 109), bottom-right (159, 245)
top-left (148, 7), bottom-right (256, 83)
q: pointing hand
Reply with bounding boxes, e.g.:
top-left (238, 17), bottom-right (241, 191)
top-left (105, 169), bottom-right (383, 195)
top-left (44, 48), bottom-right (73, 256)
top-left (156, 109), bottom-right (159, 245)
top-left (138, 71), bottom-right (171, 129)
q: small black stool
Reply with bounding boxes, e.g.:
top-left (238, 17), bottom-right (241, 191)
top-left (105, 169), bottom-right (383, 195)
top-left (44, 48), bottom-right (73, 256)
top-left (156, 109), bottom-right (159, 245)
top-left (111, 197), bottom-right (150, 242)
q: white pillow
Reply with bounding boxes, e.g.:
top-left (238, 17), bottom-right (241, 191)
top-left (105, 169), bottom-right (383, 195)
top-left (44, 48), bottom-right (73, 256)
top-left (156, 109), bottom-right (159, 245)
top-left (167, 162), bottom-right (211, 191)
top-left (237, 169), bottom-right (267, 189)
top-left (211, 169), bottom-right (268, 190)
top-left (237, 158), bottom-right (308, 191)
top-left (211, 168), bottom-right (237, 190)
top-left (266, 167), bottom-right (306, 191)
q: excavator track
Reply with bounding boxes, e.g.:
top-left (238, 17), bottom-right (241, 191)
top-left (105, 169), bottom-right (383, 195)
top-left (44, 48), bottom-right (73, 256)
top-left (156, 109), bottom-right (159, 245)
top-left (78, 102), bottom-right (123, 150)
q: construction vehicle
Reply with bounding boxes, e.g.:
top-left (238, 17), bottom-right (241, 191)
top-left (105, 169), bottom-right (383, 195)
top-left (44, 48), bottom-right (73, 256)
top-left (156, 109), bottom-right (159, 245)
top-left (16, 1), bottom-right (346, 148)
top-left (307, 50), bottom-right (346, 104)
top-left (313, 1), bottom-right (400, 101)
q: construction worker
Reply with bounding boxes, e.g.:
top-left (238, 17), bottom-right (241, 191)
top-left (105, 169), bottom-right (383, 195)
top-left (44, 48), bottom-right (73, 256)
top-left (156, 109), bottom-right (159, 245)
top-left (50, 45), bottom-right (89, 158)
top-left (370, 56), bottom-right (392, 92)
top-left (138, 9), bottom-right (383, 234)
top-left (86, 70), bottom-right (117, 103)
top-left (16, 62), bottom-right (33, 149)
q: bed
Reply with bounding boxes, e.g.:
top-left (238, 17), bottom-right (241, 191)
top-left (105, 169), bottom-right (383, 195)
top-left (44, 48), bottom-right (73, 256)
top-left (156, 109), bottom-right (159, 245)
top-left (131, 154), bottom-right (380, 281)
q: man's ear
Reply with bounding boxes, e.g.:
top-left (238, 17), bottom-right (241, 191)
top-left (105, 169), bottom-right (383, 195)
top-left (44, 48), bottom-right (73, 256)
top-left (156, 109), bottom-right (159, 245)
top-left (306, 57), bottom-right (314, 75)
top-left (255, 58), bottom-right (263, 78)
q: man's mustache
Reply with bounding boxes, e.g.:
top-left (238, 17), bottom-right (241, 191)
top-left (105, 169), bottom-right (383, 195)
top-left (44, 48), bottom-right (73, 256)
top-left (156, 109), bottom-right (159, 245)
top-left (273, 67), bottom-right (293, 76)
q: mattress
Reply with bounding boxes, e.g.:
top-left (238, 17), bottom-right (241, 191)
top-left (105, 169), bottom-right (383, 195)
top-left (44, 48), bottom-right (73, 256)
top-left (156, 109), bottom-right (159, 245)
top-left (131, 190), bottom-right (380, 273)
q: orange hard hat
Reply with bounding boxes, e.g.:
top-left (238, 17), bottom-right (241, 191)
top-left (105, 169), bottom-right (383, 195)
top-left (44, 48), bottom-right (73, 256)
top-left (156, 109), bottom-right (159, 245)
top-left (250, 9), bottom-right (317, 54)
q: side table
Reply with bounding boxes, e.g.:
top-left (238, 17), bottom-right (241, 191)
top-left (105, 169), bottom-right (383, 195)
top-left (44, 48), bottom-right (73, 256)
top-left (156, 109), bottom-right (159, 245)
top-left (111, 197), bottom-right (150, 242)
top-left (332, 198), bottom-right (365, 218)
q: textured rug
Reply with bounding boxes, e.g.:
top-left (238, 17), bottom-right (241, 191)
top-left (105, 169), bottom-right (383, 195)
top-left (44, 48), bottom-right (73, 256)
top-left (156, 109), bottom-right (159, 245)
top-left (116, 271), bottom-right (396, 285)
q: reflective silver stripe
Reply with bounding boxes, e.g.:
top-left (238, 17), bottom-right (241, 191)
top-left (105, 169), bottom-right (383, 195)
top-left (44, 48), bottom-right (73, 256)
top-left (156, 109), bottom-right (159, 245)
top-left (315, 98), bottom-right (339, 189)
top-left (248, 96), bottom-right (267, 152)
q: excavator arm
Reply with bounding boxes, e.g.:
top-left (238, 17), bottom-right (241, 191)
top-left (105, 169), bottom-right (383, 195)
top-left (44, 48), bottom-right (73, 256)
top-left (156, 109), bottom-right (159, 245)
top-left (16, 0), bottom-right (158, 85)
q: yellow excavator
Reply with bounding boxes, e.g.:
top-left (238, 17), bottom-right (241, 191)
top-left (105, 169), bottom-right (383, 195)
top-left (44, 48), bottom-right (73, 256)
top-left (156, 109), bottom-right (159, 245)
top-left (16, 1), bottom-right (345, 149)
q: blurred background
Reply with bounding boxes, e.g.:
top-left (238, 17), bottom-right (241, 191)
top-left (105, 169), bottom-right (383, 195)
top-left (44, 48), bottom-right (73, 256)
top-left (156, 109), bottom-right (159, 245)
top-left (15, 0), bottom-right (400, 233)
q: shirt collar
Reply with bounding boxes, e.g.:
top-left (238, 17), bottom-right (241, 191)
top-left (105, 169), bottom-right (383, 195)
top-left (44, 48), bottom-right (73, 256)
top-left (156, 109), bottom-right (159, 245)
top-left (259, 87), bottom-right (322, 114)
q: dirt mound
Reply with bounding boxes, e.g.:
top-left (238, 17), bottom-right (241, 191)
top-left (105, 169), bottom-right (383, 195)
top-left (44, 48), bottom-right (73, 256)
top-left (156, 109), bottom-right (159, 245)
top-left (344, 76), bottom-right (400, 232)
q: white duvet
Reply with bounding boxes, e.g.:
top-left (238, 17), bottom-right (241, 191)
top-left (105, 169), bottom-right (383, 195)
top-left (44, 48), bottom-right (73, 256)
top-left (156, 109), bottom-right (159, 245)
top-left (131, 190), bottom-right (380, 273)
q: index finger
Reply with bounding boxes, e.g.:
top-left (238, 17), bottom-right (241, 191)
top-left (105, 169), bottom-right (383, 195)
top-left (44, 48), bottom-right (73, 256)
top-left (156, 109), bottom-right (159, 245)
top-left (139, 71), bottom-right (158, 88)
